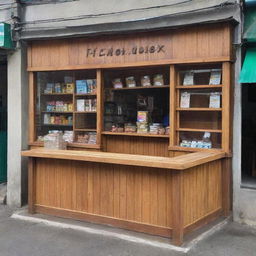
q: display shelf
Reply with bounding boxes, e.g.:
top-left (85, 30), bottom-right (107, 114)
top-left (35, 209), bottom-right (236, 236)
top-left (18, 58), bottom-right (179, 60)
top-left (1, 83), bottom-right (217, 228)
top-left (74, 111), bottom-right (97, 114)
top-left (41, 111), bottom-right (73, 114)
top-left (102, 131), bottom-right (169, 138)
top-left (110, 85), bottom-right (169, 91)
top-left (68, 143), bottom-right (100, 149)
top-left (168, 146), bottom-right (223, 152)
top-left (75, 93), bottom-right (97, 97)
top-left (41, 93), bottom-right (73, 96)
top-left (176, 108), bottom-right (222, 111)
top-left (176, 85), bottom-right (223, 89)
top-left (42, 124), bottom-right (73, 127)
top-left (177, 128), bottom-right (222, 133)
top-left (74, 128), bottom-right (97, 132)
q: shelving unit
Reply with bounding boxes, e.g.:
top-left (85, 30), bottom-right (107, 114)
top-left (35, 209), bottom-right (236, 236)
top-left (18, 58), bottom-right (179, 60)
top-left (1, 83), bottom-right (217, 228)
top-left (34, 70), bottom-right (102, 148)
top-left (169, 63), bottom-right (230, 151)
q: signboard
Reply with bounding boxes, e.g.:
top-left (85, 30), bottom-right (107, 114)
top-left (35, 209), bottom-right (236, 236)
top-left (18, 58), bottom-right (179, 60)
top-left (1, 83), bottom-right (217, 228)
top-left (0, 23), bottom-right (14, 49)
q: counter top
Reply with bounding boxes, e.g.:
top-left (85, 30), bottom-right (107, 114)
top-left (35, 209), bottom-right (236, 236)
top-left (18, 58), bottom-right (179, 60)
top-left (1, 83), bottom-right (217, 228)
top-left (21, 149), bottom-right (226, 170)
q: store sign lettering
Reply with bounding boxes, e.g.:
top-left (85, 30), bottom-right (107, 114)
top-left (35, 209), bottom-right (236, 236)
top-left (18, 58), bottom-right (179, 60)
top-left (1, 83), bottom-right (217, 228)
top-left (86, 45), bottom-right (165, 58)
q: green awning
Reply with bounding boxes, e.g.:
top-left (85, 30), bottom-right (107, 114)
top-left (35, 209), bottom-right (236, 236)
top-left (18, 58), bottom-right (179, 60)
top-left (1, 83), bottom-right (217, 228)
top-left (244, 6), bottom-right (256, 42)
top-left (240, 48), bottom-right (256, 83)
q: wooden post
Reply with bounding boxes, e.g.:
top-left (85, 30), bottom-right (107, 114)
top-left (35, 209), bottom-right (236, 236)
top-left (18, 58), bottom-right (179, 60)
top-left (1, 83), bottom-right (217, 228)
top-left (172, 170), bottom-right (184, 246)
top-left (222, 158), bottom-right (232, 216)
top-left (28, 158), bottom-right (36, 214)
top-left (96, 69), bottom-right (103, 148)
top-left (28, 72), bottom-right (36, 144)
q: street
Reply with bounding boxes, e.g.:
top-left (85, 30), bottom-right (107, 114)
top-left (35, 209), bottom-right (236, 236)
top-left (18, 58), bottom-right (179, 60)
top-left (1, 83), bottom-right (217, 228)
top-left (0, 205), bottom-right (255, 256)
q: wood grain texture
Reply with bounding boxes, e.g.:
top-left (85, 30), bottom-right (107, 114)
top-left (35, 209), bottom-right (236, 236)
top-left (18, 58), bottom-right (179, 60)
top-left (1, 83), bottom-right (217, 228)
top-left (27, 156), bottom-right (225, 241)
top-left (28, 24), bottom-right (232, 71)
top-left (34, 158), bottom-right (174, 230)
top-left (22, 149), bottom-right (225, 170)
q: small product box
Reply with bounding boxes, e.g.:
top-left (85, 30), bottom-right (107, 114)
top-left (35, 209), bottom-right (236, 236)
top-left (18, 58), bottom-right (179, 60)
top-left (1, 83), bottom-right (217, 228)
top-left (54, 83), bottom-right (62, 93)
top-left (44, 83), bottom-right (54, 94)
top-left (76, 80), bottom-right (88, 94)
top-left (112, 78), bottom-right (123, 89)
top-left (137, 111), bottom-right (148, 123)
top-left (209, 70), bottom-right (221, 85)
top-left (183, 71), bottom-right (194, 86)
top-left (126, 76), bottom-right (136, 88)
top-left (209, 93), bottom-right (221, 108)
top-left (153, 74), bottom-right (164, 86)
top-left (77, 99), bottom-right (85, 112)
top-left (180, 92), bottom-right (190, 108)
top-left (66, 83), bottom-right (74, 93)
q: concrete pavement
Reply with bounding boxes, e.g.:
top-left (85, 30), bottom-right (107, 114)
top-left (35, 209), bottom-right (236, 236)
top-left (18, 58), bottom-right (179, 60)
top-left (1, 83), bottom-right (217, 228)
top-left (0, 205), bottom-right (255, 256)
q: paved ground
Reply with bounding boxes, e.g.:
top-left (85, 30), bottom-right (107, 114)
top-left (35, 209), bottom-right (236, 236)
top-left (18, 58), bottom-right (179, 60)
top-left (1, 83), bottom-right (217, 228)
top-left (0, 205), bottom-right (256, 256)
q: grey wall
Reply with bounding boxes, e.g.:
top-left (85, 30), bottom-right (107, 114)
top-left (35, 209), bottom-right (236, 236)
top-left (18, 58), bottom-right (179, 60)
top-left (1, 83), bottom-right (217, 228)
top-left (7, 42), bottom-right (28, 207)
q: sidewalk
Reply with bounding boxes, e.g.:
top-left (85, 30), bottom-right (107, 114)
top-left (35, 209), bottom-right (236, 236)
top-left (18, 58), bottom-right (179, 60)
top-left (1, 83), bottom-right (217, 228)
top-left (0, 205), bottom-right (255, 256)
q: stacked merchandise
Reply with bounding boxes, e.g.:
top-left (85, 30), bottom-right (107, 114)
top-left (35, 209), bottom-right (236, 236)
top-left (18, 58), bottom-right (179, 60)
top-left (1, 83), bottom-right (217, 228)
top-left (137, 111), bottom-right (149, 133)
top-left (43, 114), bottom-right (73, 125)
top-left (76, 132), bottom-right (97, 144)
top-left (149, 123), bottom-right (165, 135)
top-left (76, 79), bottom-right (97, 94)
top-left (76, 99), bottom-right (97, 112)
top-left (63, 131), bottom-right (74, 143)
top-left (44, 81), bottom-right (74, 94)
top-left (44, 131), bottom-right (67, 149)
top-left (46, 101), bottom-right (73, 112)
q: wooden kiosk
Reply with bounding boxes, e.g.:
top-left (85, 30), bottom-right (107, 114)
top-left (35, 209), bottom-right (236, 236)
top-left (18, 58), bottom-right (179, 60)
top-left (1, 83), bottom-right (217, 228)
top-left (22, 23), bottom-right (233, 245)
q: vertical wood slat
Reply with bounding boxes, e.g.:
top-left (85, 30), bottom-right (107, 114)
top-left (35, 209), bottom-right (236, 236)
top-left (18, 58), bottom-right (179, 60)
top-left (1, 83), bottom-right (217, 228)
top-left (222, 62), bottom-right (231, 152)
top-left (96, 69), bottom-right (103, 147)
top-left (170, 65), bottom-right (176, 147)
top-left (29, 72), bottom-right (36, 144)
top-left (28, 158), bottom-right (36, 214)
top-left (172, 170), bottom-right (184, 246)
top-left (222, 158), bottom-right (231, 216)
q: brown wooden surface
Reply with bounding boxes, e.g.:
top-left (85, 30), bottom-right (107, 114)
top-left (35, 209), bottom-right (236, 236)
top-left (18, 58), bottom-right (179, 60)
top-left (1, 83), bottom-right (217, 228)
top-left (22, 149), bottom-right (225, 170)
top-left (26, 156), bottom-right (225, 241)
top-left (28, 24), bottom-right (232, 71)
top-left (28, 72), bottom-right (36, 144)
top-left (28, 158), bottom-right (36, 214)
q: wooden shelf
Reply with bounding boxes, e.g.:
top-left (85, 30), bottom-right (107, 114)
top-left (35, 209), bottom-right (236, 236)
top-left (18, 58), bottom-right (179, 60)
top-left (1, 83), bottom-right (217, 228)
top-left (176, 108), bottom-right (222, 111)
top-left (110, 85), bottom-right (169, 91)
top-left (75, 93), bottom-right (96, 96)
top-left (41, 93), bottom-right (73, 96)
top-left (74, 128), bottom-right (97, 132)
top-left (74, 111), bottom-right (96, 114)
top-left (68, 143), bottom-right (100, 149)
top-left (177, 128), bottom-right (222, 133)
top-left (168, 146), bottom-right (223, 152)
top-left (42, 124), bottom-right (73, 127)
top-left (41, 111), bottom-right (73, 114)
top-left (102, 131), bottom-right (169, 138)
top-left (176, 85), bottom-right (222, 89)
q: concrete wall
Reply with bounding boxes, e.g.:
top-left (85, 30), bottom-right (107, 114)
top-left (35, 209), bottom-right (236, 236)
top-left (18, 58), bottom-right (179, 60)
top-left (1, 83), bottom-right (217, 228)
top-left (7, 42), bottom-right (28, 207)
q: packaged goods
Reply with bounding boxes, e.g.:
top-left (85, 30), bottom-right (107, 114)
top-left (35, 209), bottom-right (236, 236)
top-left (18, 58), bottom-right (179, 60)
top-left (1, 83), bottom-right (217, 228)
top-left (112, 78), bottom-right (123, 89)
top-left (183, 71), bottom-right (194, 85)
top-left (55, 83), bottom-right (62, 93)
top-left (180, 92), bottom-right (190, 108)
top-left (64, 76), bottom-right (73, 84)
top-left (44, 83), bottom-right (54, 94)
top-left (125, 76), bottom-right (136, 88)
top-left (209, 93), bottom-right (221, 108)
top-left (66, 83), bottom-right (74, 93)
top-left (44, 131), bottom-right (67, 150)
top-left (165, 126), bottom-right (170, 135)
top-left (141, 75), bottom-right (151, 87)
top-left (124, 123), bottom-right (137, 133)
top-left (137, 111), bottom-right (148, 123)
top-left (88, 132), bottom-right (97, 144)
top-left (86, 79), bottom-right (97, 93)
top-left (209, 70), bottom-right (221, 85)
top-left (137, 122), bottom-right (149, 133)
top-left (63, 131), bottom-right (74, 143)
top-left (76, 80), bottom-right (88, 94)
top-left (153, 74), bottom-right (164, 86)
top-left (77, 99), bottom-right (85, 112)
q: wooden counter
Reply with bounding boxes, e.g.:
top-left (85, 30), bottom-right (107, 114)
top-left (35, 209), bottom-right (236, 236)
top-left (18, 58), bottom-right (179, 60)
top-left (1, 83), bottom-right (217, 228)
top-left (22, 149), bottom-right (229, 246)
top-left (21, 149), bottom-right (225, 170)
